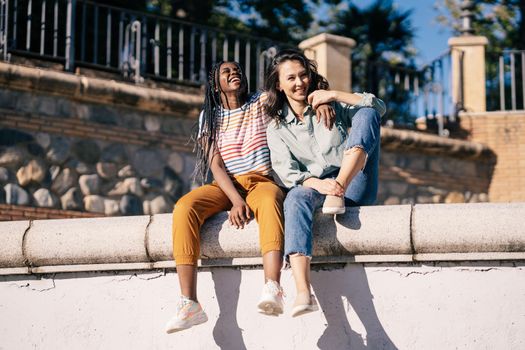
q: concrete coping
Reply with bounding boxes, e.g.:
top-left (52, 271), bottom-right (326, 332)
top-left (448, 35), bottom-right (489, 47)
top-left (380, 128), bottom-right (494, 159)
top-left (299, 33), bottom-right (356, 50)
top-left (1, 202), bottom-right (524, 275)
top-left (0, 62), bottom-right (203, 117)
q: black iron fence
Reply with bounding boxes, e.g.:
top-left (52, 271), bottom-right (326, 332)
top-left (487, 50), bottom-right (525, 111)
top-left (0, 0), bottom-right (286, 90)
top-left (0, 0), bottom-right (462, 136)
top-left (353, 51), bottom-right (455, 136)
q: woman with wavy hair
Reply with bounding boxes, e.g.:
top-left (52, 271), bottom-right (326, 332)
top-left (265, 49), bottom-right (386, 317)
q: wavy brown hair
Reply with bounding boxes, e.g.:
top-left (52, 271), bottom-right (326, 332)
top-left (264, 49), bottom-right (329, 122)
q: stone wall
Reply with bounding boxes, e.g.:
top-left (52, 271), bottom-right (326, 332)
top-left (378, 128), bottom-right (494, 205)
top-left (0, 63), bottom-right (201, 217)
top-left (0, 62), bottom-right (497, 220)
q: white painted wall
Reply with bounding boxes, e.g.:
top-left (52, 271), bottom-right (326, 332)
top-left (1, 262), bottom-right (524, 349)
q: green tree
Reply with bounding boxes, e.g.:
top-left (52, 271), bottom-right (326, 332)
top-left (328, 0), bottom-right (417, 124)
top-left (434, 0), bottom-right (524, 52)
top-left (217, 0), bottom-right (341, 43)
top-left (100, 0), bottom-right (340, 43)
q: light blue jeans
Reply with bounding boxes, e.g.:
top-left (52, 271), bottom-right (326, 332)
top-left (283, 107), bottom-right (381, 260)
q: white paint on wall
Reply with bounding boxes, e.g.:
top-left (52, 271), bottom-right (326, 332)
top-left (1, 262), bottom-right (524, 349)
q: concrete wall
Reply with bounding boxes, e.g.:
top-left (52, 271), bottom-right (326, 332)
top-left (1, 202), bottom-right (524, 349)
top-left (1, 262), bottom-right (524, 349)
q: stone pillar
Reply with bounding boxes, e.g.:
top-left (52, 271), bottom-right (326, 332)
top-left (299, 33), bottom-right (356, 92)
top-left (448, 36), bottom-right (488, 112)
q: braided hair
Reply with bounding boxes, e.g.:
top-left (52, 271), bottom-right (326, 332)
top-left (191, 61), bottom-right (248, 184)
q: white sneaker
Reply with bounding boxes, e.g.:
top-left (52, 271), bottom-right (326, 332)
top-left (165, 296), bottom-right (208, 334)
top-left (257, 280), bottom-right (284, 316)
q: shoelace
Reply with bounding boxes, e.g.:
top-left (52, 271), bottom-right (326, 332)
top-left (266, 280), bottom-right (285, 297)
top-left (176, 296), bottom-right (193, 313)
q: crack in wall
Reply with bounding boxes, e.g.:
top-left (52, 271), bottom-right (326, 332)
top-left (409, 205), bottom-right (416, 257)
top-left (21, 220), bottom-right (34, 271)
top-left (10, 275), bottom-right (56, 292)
top-left (372, 268), bottom-right (442, 277)
top-left (144, 215), bottom-right (154, 263)
top-left (111, 272), bottom-right (165, 282)
top-left (455, 267), bottom-right (501, 273)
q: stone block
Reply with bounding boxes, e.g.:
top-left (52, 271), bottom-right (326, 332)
top-left (46, 137), bottom-right (70, 165)
top-left (61, 187), bottom-right (83, 210)
top-left (132, 149), bottom-right (163, 177)
top-left (84, 195), bottom-right (105, 213)
top-left (33, 188), bottom-right (59, 208)
top-left (16, 159), bottom-right (47, 186)
top-left (79, 174), bottom-right (101, 195)
top-left (104, 198), bottom-right (120, 216)
top-left (4, 183), bottom-right (29, 205)
top-left (25, 216), bottom-right (150, 266)
top-left (413, 202), bottom-right (525, 254)
top-left (0, 167), bottom-right (12, 182)
top-left (0, 220), bottom-right (30, 267)
top-left (146, 213), bottom-right (172, 261)
top-left (0, 146), bottom-right (27, 168)
top-left (120, 195), bottom-right (143, 215)
top-left (312, 205), bottom-right (412, 256)
top-left (144, 115), bottom-right (161, 132)
top-left (167, 152), bottom-right (184, 174)
top-left (118, 165), bottom-right (135, 178)
top-left (51, 168), bottom-right (78, 195)
top-left (72, 140), bottom-right (101, 165)
top-left (101, 144), bottom-right (128, 164)
top-left (444, 191), bottom-right (465, 203)
top-left (200, 212), bottom-right (262, 259)
top-left (96, 162), bottom-right (118, 180)
top-left (35, 133), bottom-right (51, 150)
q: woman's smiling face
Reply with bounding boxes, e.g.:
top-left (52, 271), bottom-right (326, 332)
top-left (218, 62), bottom-right (242, 93)
top-left (277, 59), bottom-right (310, 104)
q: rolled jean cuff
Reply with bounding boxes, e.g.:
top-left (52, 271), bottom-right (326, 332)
top-left (261, 241), bottom-right (284, 256)
top-left (174, 255), bottom-right (197, 266)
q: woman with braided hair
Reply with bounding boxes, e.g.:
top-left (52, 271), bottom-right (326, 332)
top-left (165, 60), bottom-right (335, 333)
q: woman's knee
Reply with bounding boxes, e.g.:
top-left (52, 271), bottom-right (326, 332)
top-left (284, 187), bottom-right (314, 211)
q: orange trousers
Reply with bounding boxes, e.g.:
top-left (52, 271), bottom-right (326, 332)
top-left (172, 173), bottom-right (284, 265)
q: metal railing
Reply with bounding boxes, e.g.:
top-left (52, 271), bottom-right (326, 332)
top-left (354, 50), bottom-right (454, 136)
top-left (0, 0), bottom-right (286, 90)
top-left (487, 50), bottom-right (525, 111)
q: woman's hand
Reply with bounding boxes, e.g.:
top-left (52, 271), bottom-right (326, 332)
top-left (303, 178), bottom-right (344, 196)
top-left (229, 199), bottom-right (252, 229)
top-left (308, 90), bottom-right (337, 109)
top-left (315, 103), bottom-right (336, 130)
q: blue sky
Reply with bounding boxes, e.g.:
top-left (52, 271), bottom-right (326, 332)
top-left (345, 0), bottom-right (454, 64)
top-left (227, 0), bottom-right (455, 66)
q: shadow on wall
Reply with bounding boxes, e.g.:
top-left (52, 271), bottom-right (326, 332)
top-left (311, 266), bottom-right (397, 350)
top-left (204, 209), bottom-right (397, 349)
top-left (210, 266), bottom-right (247, 350)
top-left (311, 211), bottom-right (398, 349)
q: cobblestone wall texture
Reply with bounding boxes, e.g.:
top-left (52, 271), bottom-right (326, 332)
top-left (0, 83), bottom-right (497, 221)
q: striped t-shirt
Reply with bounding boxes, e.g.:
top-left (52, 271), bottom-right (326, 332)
top-left (200, 91), bottom-right (272, 176)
